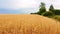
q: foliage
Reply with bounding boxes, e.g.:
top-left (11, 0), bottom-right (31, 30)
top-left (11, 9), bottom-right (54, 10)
top-left (54, 10), bottom-right (60, 15)
top-left (49, 5), bottom-right (54, 11)
top-left (53, 15), bottom-right (60, 21)
top-left (30, 2), bottom-right (60, 21)
top-left (42, 11), bottom-right (54, 17)
top-left (31, 13), bottom-right (37, 14)
top-left (37, 2), bottom-right (46, 15)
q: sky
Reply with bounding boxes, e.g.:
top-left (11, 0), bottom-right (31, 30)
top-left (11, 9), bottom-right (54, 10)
top-left (0, 0), bottom-right (40, 9)
top-left (0, 0), bottom-right (60, 14)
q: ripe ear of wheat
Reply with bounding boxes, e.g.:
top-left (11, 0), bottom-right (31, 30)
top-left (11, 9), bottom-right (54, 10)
top-left (0, 14), bottom-right (60, 34)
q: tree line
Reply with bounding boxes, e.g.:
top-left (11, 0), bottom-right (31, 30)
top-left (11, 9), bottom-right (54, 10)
top-left (31, 2), bottom-right (60, 18)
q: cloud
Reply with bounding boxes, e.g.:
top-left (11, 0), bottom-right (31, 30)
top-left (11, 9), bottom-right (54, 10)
top-left (0, 0), bottom-right (60, 14)
top-left (0, 0), bottom-right (60, 9)
top-left (52, 0), bottom-right (60, 9)
top-left (0, 0), bottom-right (40, 9)
top-left (40, 0), bottom-right (60, 9)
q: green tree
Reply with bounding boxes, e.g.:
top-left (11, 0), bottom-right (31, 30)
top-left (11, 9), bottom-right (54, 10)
top-left (49, 5), bottom-right (54, 11)
top-left (49, 4), bottom-right (55, 15)
top-left (42, 11), bottom-right (54, 17)
top-left (37, 2), bottom-right (46, 15)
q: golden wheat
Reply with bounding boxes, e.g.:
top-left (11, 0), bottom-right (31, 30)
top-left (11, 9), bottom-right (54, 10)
top-left (0, 14), bottom-right (60, 34)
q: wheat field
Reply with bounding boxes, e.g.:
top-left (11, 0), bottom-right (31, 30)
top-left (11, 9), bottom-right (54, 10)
top-left (0, 14), bottom-right (60, 34)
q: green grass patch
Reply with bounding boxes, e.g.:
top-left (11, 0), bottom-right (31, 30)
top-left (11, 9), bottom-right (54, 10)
top-left (52, 15), bottom-right (60, 21)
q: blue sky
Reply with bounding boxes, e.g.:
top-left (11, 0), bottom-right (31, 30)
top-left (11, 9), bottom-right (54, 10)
top-left (0, 0), bottom-right (60, 14)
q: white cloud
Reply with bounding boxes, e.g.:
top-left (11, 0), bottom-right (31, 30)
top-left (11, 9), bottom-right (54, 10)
top-left (0, 0), bottom-right (40, 9)
top-left (0, 0), bottom-right (60, 10)
top-left (52, 0), bottom-right (60, 9)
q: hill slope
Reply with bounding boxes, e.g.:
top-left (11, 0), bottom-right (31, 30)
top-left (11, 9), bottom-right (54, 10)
top-left (0, 14), bottom-right (60, 34)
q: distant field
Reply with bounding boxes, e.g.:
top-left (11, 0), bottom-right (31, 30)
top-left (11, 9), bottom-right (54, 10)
top-left (0, 14), bottom-right (60, 34)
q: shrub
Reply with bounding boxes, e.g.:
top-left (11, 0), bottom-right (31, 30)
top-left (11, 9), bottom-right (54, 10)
top-left (53, 10), bottom-right (60, 15)
top-left (42, 11), bottom-right (54, 17)
top-left (53, 15), bottom-right (60, 21)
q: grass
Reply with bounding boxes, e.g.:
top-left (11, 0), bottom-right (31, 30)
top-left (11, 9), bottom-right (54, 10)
top-left (0, 14), bottom-right (60, 34)
top-left (52, 15), bottom-right (60, 21)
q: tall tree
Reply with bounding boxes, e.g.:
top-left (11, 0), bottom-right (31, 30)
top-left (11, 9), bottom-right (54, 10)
top-left (49, 5), bottom-right (55, 14)
top-left (49, 5), bottom-right (54, 11)
top-left (37, 2), bottom-right (46, 15)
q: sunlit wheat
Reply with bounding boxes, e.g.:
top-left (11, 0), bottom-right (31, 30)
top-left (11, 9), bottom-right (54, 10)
top-left (0, 14), bottom-right (60, 34)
